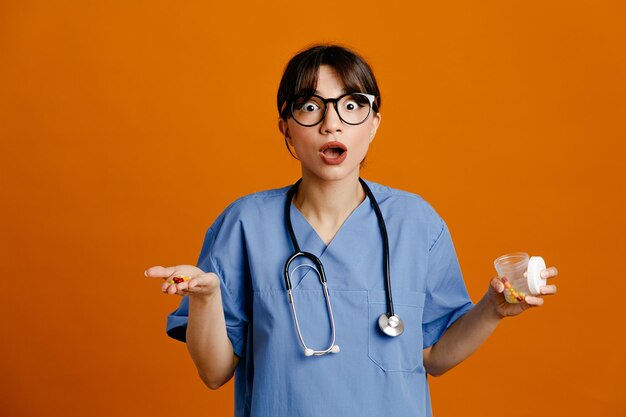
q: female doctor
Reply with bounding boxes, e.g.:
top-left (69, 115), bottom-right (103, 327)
top-left (146, 44), bottom-right (558, 417)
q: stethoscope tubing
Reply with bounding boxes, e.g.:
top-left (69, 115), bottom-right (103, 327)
top-left (284, 178), bottom-right (396, 321)
top-left (358, 178), bottom-right (396, 319)
top-left (283, 178), bottom-right (402, 356)
top-left (283, 251), bottom-right (326, 290)
top-left (287, 283), bottom-right (338, 356)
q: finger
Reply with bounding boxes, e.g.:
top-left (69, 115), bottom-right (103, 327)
top-left (161, 279), bottom-right (191, 295)
top-left (524, 295), bottom-right (544, 306)
top-left (175, 281), bottom-right (191, 293)
top-left (541, 266), bottom-right (558, 279)
top-left (188, 279), bottom-right (198, 290)
top-left (180, 285), bottom-right (200, 294)
top-left (490, 277), bottom-right (504, 293)
top-left (166, 282), bottom-right (181, 295)
top-left (540, 285), bottom-right (557, 295)
top-left (186, 280), bottom-right (205, 292)
top-left (183, 279), bottom-right (213, 293)
top-left (186, 276), bottom-right (206, 289)
top-left (166, 285), bottom-right (188, 296)
top-left (145, 266), bottom-right (178, 279)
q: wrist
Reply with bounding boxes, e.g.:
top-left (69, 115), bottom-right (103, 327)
top-left (188, 288), bottom-right (221, 306)
top-left (480, 292), bottom-right (506, 322)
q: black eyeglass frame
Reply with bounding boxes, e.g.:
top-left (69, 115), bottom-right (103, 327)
top-left (288, 92), bottom-right (378, 127)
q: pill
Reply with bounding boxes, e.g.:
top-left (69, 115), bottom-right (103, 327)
top-left (167, 276), bottom-right (190, 285)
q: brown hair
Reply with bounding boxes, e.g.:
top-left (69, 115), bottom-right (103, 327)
top-left (277, 44), bottom-right (381, 120)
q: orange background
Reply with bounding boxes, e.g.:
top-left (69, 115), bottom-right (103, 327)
top-left (1, 1), bottom-right (625, 416)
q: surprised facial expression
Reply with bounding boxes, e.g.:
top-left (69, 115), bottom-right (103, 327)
top-left (279, 65), bottom-right (381, 183)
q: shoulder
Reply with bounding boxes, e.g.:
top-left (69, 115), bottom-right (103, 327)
top-left (209, 185), bottom-right (291, 231)
top-left (226, 186), bottom-right (290, 212)
top-left (363, 179), bottom-right (446, 246)
top-left (364, 179), bottom-right (441, 219)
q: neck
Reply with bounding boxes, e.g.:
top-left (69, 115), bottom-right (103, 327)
top-left (293, 173), bottom-right (365, 229)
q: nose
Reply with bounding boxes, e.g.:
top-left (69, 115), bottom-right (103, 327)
top-left (319, 102), bottom-right (343, 134)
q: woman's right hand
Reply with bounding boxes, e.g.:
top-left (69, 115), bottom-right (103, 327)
top-left (145, 265), bottom-right (220, 298)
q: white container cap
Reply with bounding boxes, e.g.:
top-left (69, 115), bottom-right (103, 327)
top-left (527, 256), bottom-right (547, 295)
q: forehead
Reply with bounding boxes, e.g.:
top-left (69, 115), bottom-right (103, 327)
top-left (315, 65), bottom-right (346, 94)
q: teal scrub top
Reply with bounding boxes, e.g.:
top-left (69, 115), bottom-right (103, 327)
top-left (167, 180), bottom-right (474, 417)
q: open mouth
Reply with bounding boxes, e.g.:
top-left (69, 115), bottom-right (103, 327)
top-left (319, 141), bottom-right (347, 158)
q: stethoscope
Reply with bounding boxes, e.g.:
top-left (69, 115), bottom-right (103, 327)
top-left (283, 178), bottom-right (404, 357)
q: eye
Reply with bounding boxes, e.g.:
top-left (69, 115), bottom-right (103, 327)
top-left (340, 94), bottom-right (369, 112)
top-left (294, 97), bottom-right (322, 113)
top-left (342, 100), bottom-right (361, 111)
top-left (302, 101), bottom-right (320, 112)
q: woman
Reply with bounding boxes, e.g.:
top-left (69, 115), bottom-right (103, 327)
top-left (146, 44), bottom-right (558, 417)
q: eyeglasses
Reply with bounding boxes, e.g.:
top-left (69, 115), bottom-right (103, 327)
top-left (289, 93), bottom-right (377, 127)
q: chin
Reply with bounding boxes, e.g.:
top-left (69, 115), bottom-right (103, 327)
top-left (307, 165), bottom-right (361, 183)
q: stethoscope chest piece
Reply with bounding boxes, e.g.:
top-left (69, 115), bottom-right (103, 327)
top-left (378, 313), bottom-right (404, 337)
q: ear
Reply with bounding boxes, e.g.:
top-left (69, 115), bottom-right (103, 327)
top-left (278, 118), bottom-right (293, 146)
top-left (369, 112), bottom-right (381, 143)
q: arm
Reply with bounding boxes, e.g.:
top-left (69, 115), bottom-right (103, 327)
top-left (187, 289), bottom-right (240, 390)
top-left (423, 290), bottom-right (500, 377)
top-left (147, 265), bottom-right (240, 390)
top-left (423, 268), bottom-right (558, 377)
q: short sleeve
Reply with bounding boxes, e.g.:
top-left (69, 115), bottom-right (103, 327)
top-left (166, 206), bottom-right (251, 358)
top-left (422, 218), bottom-right (474, 349)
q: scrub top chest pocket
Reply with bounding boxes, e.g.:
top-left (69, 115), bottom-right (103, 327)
top-left (368, 290), bottom-right (426, 372)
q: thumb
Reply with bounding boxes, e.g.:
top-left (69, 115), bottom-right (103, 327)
top-left (145, 266), bottom-right (177, 279)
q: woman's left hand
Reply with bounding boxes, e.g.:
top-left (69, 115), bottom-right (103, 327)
top-left (487, 266), bottom-right (559, 318)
